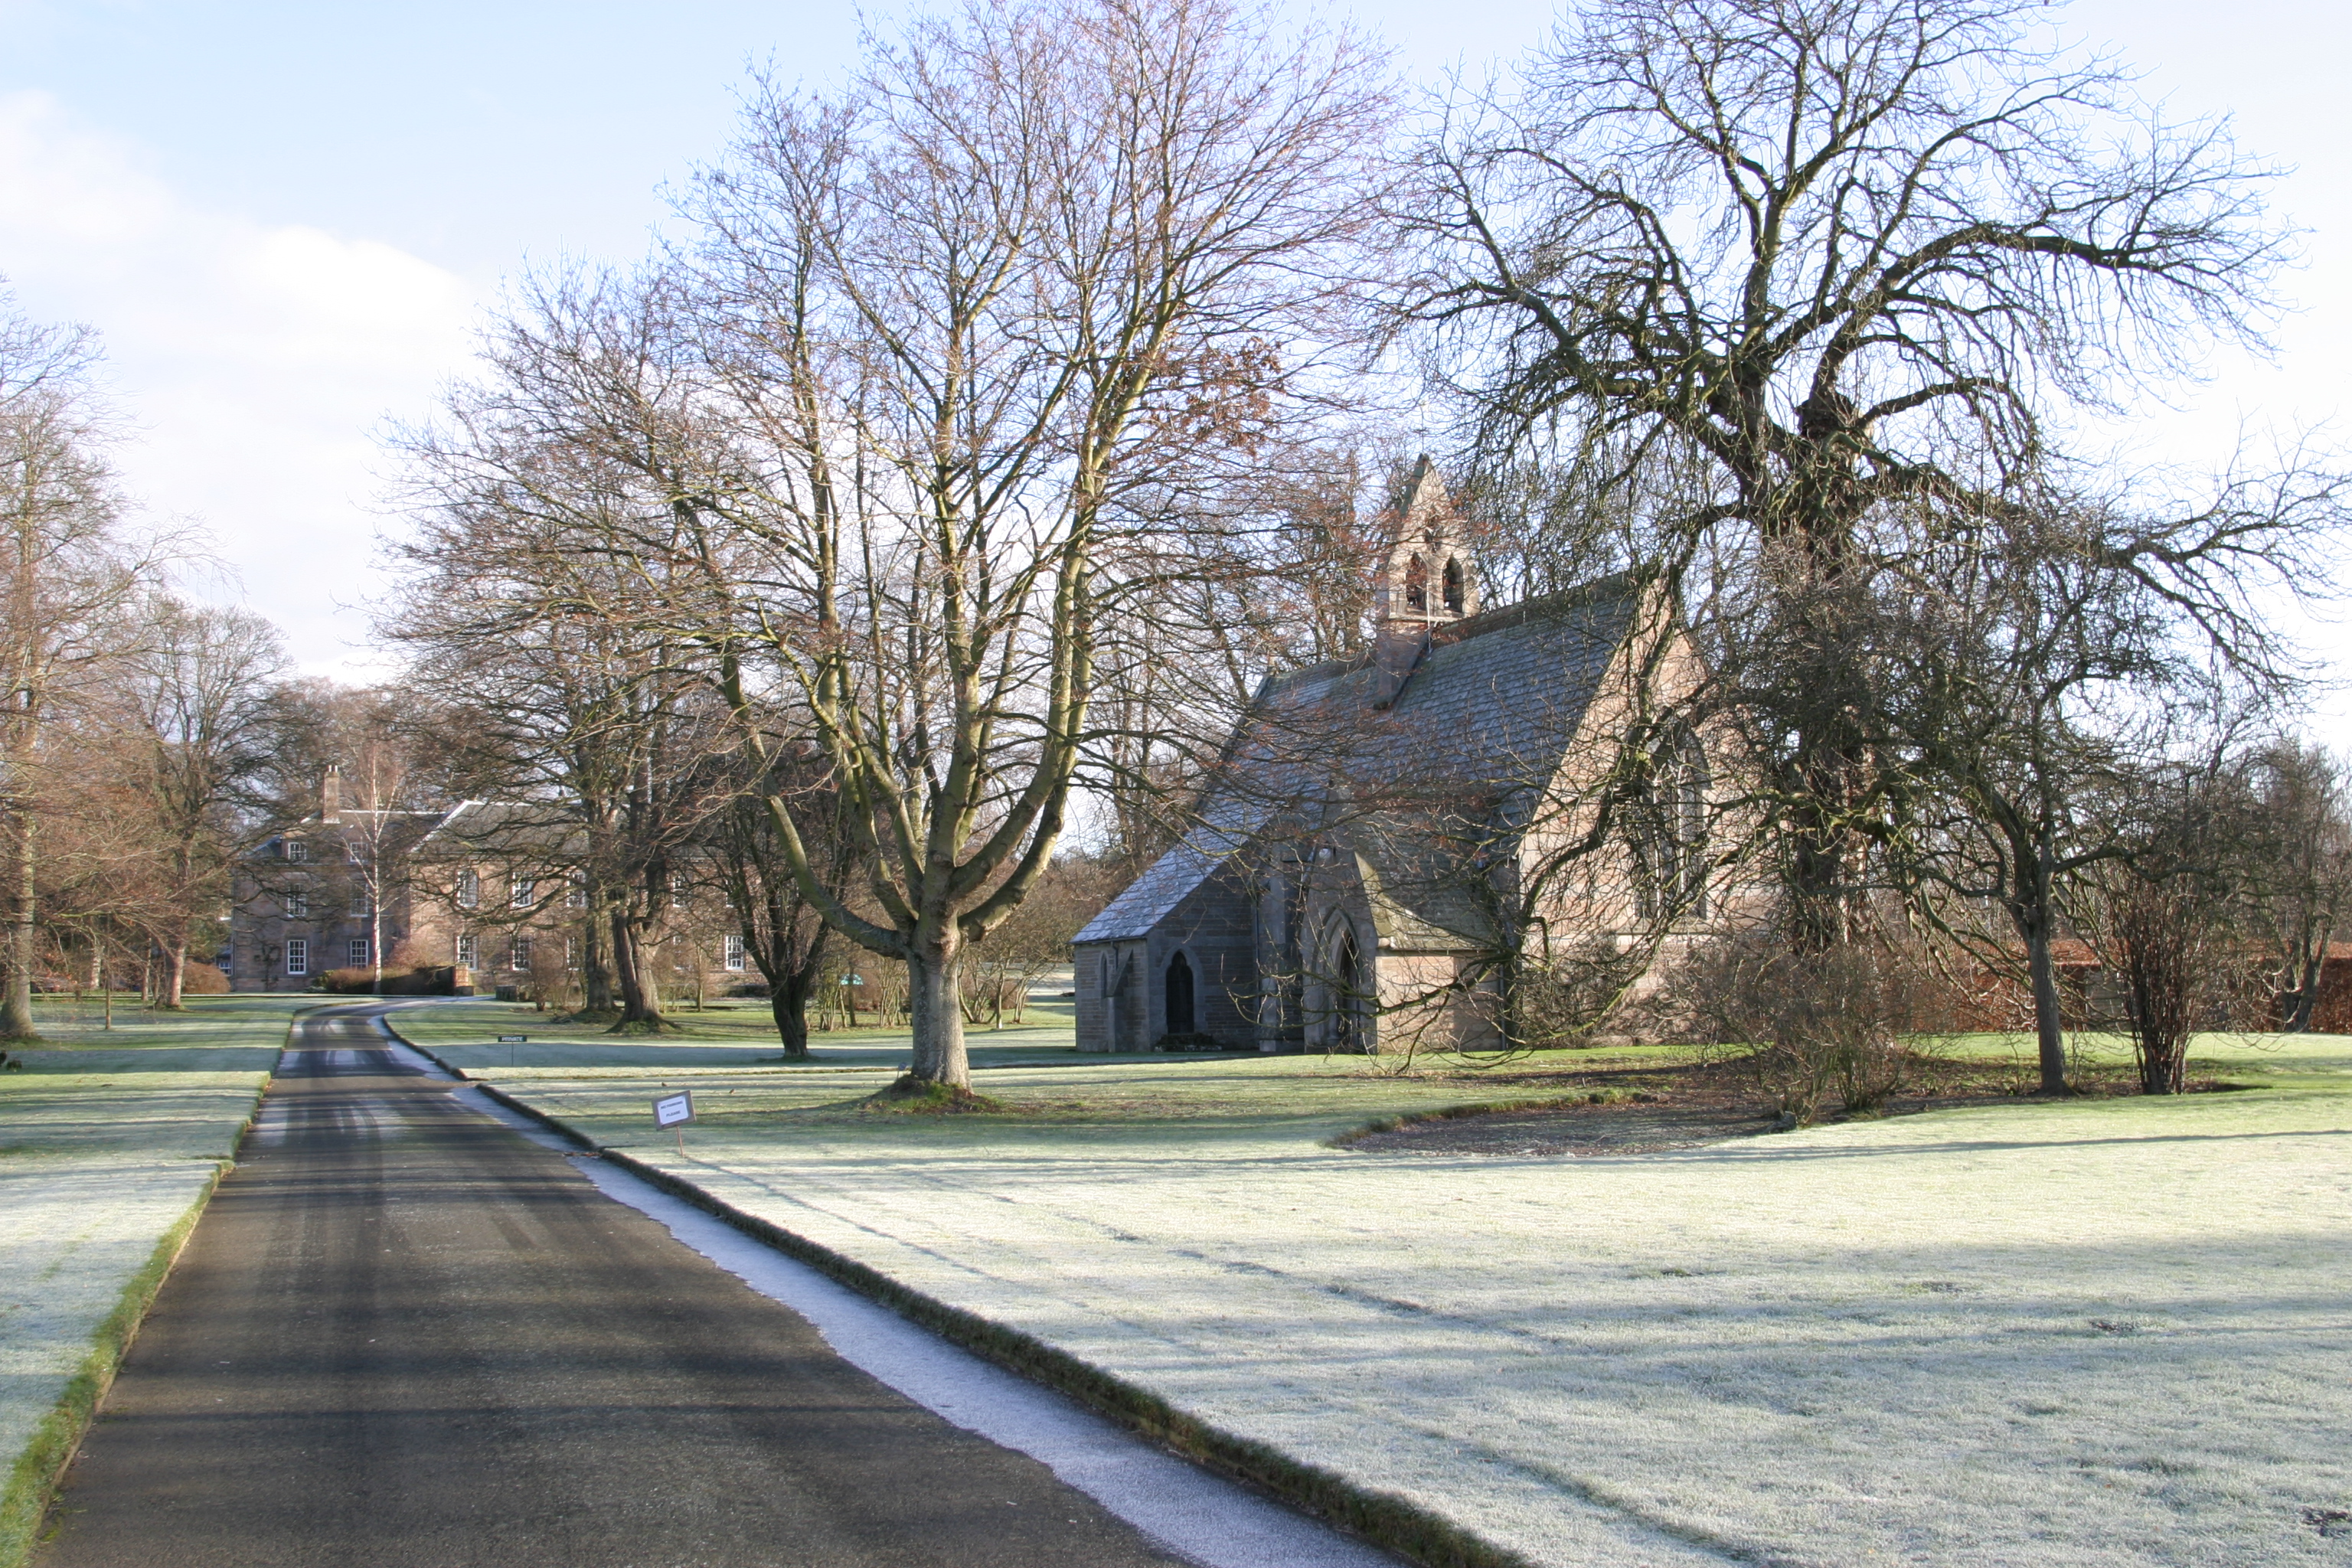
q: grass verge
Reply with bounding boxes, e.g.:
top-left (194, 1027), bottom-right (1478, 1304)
top-left (0, 996), bottom-right (302, 1567)
top-left (0, 1164), bottom-right (227, 1568)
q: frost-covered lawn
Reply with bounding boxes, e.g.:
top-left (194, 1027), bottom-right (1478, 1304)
top-left (0, 996), bottom-right (293, 1560)
top-left (409, 1009), bottom-right (2352, 1568)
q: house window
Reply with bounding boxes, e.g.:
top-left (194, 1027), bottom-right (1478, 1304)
top-left (349, 887), bottom-right (372, 916)
top-left (348, 938), bottom-right (371, 968)
top-left (456, 869), bottom-right (479, 909)
top-left (724, 934), bottom-right (746, 972)
top-left (456, 933), bottom-right (478, 968)
top-left (284, 939), bottom-right (308, 976)
top-left (510, 936), bottom-right (533, 971)
top-left (345, 841), bottom-right (363, 864)
top-left (284, 840), bottom-right (308, 864)
top-left (565, 934), bottom-right (581, 969)
top-left (669, 871), bottom-right (687, 908)
top-left (567, 874), bottom-right (587, 909)
top-left (283, 889), bottom-right (309, 918)
top-left (511, 877), bottom-right (535, 909)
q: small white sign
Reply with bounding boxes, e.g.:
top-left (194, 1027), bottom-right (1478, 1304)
top-left (654, 1092), bottom-right (694, 1129)
top-left (497, 1035), bottom-right (528, 1044)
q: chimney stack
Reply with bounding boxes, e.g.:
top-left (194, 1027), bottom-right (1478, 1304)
top-left (321, 765), bottom-right (341, 825)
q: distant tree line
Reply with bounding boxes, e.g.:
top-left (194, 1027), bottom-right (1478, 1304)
top-left (0, 294), bottom-right (407, 1043)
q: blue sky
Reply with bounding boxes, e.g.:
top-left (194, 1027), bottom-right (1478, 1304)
top-left (1, 0), bottom-right (2344, 713)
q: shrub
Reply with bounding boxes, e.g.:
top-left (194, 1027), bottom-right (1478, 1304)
top-left (1509, 936), bottom-right (1657, 1047)
top-left (181, 962), bottom-right (230, 996)
top-left (1682, 933), bottom-right (1950, 1125)
top-left (316, 965), bottom-right (457, 996)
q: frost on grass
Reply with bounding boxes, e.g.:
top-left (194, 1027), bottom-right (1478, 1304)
top-left (488, 1034), bottom-right (2352, 1568)
top-left (0, 1043), bottom-right (276, 1497)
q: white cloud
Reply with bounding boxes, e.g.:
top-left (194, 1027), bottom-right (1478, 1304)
top-left (0, 90), bottom-right (481, 678)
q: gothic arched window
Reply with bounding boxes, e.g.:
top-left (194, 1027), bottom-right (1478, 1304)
top-left (1403, 554), bottom-right (1428, 611)
top-left (1442, 557), bottom-right (1465, 612)
top-left (1317, 916), bottom-right (1367, 1053)
top-left (1637, 726), bottom-right (1711, 921)
top-left (1333, 923), bottom-right (1364, 1050)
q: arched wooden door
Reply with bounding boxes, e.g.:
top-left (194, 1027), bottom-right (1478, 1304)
top-left (1165, 950), bottom-right (1196, 1036)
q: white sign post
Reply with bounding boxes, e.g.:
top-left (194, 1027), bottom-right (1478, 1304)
top-left (654, 1090), bottom-right (694, 1155)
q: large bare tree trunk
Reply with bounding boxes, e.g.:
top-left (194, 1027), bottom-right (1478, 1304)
top-left (2285, 947), bottom-right (2322, 1032)
top-left (608, 908), bottom-right (668, 1032)
top-left (769, 986), bottom-right (812, 1059)
top-left (1, 813), bottom-right (34, 1040)
top-left (762, 906), bottom-right (828, 1060)
top-left (577, 880), bottom-right (616, 1016)
top-left (2024, 923), bottom-right (2066, 1096)
top-left (2003, 831), bottom-right (2072, 1098)
top-left (906, 936), bottom-right (969, 1089)
top-left (156, 938), bottom-right (188, 1011)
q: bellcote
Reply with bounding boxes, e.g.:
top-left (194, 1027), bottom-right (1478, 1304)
top-left (1368, 458), bottom-right (1477, 708)
top-left (1370, 456), bottom-right (1478, 631)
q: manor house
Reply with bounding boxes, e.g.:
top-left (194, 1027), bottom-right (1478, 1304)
top-left (226, 776), bottom-right (747, 997)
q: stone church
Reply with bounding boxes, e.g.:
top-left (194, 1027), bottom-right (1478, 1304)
top-left (1072, 460), bottom-right (1724, 1054)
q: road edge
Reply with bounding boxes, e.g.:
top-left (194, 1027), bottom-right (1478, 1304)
top-left (0, 1011), bottom-right (296, 1568)
top-left (384, 1021), bottom-right (1534, 1568)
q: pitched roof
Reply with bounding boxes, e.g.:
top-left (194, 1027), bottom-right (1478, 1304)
top-left (411, 799), bottom-right (585, 858)
top-left (1350, 839), bottom-right (1501, 952)
top-left (1336, 576), bottom-right (1640, 828)
top-left (1073, 797), bottom-right (1266, 944)
top-left (1075, 574), bottom-right (1646, 946)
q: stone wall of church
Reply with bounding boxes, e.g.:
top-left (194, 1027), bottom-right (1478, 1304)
top-left (1073, 866), bottom-right (1257, 1051)
top-left (1073, 939), bottom-right (1142, 1052)
top-left (1152, 877), bottom-right (1256, 1047)
top-left (1374, 952), bottom-right (1505, 1054)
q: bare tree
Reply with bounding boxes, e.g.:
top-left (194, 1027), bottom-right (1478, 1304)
top-left (122, 598), bottom-right (288, 1007)
top-left (1870, 489), bottom-right (2249, 1093)
top-left (29, 712), bottom-right (182, 1021)
top-left (2082, 766), bottom-right (2259, 1094)
top-left (2239, 740), bottom-right (2352, 1031)
top-left (0, 297), bottom-right (157, 1041)
top-left (668, 0), bottom-right (1392, 1089)
top-left (386, 330), bottom-right (763, 1034)
top-left (382, 511), bottom-right (732, 1031)
top-left (708, 737), bottom-right (864, 1057)
top-left (1404, 0), bottom-right (2305, 946)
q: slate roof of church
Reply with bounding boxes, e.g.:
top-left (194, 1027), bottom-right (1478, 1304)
top-left (1074, 573), bottom-right (1644, 946)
